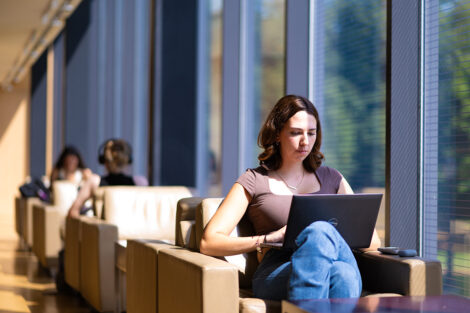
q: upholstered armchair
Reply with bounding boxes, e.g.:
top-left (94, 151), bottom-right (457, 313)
top-left (32, 181), bottom-right (78, 268)
top-left (152, 197), bottom-right (442, 313)
top-left (15, 196), bottom-right (42, 248)
top-left (77, 186), bottom-right (193, 312)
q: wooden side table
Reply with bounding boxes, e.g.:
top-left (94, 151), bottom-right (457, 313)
top-left (282, 295), bottom-right (470, 313)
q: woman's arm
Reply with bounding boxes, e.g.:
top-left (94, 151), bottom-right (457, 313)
top-left (337, 176), bottom-right (354, 194)
top-left (67, 174), bottom-right (100, 218)
top-left (200, 183), bottom-right (267, 257)
top-left (337, 176), bottom-right (381, 250)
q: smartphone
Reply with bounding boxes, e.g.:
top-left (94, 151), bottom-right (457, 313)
top-left (378, 247), bottom-right (400, 255)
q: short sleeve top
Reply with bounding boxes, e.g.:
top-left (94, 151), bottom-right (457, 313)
top-left (58, 169), bottom-right (83, 187)
top-left (236, 166), bottom-right (342, 235)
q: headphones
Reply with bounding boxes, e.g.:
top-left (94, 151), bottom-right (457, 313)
top-left (97, 139), bottom-right (133, 165)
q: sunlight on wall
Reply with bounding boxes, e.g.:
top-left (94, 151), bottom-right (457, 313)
top-left (0, 75), bottom-right (30, 241)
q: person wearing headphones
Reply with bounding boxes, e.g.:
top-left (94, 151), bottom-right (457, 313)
top-left (67, 139), bottom-right (137, 218)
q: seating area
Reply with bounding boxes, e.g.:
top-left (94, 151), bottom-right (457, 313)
top-left (4, 0), bottom-right (469, 312)
top-left (12, 188), bottom-right (443, 313)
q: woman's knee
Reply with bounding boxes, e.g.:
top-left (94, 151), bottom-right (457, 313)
top-left (307, 221), bottom-right (336, 234)
top-left (296, 221), bottom-right (338, 245)
top-left (330, 261), bottom-right (361, 297)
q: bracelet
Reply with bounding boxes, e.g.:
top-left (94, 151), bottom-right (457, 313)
top-left (255, 235), bottom-right (263, 253)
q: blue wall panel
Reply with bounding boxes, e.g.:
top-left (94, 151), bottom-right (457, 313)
top-left (30, 51), bottom-right (48, 178)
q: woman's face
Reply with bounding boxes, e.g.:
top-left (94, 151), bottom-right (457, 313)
top-left (278, 110), bottom-right (317, 164)
top-left (63, 154), bottom-right (79, 172)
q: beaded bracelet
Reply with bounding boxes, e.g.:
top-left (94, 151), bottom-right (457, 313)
top-left (255, 235), bottom-right (266, 253)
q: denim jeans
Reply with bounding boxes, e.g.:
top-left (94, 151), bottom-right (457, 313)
top-left (252, 221), bottom-right (362, 300)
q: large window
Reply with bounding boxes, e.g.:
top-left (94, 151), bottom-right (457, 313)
top-left (244, 0), bottom-right (285, 169)
top-left (423, 0), bottom-right (470, 297)
top-left (199, 0), bottom-right (223, 196)
top-left (313, 0), bottom-right (387, 241)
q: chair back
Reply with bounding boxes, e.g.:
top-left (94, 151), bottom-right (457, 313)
top-left (103, 186), bottom-right (194, 240)
top-left (175, 197), bottom-right (203, 249)
top-left (52, 181), bottom-right (78, 215)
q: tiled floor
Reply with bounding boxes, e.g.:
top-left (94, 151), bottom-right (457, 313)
top-left (0, 232), bottom-right (90, 312)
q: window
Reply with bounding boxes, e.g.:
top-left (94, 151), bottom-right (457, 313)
top-left (244, 0), bottom-right (286, 169)
top-left (312, 1), bottom-right (387, 241)
top-left (198, 0), bottom-right (223, 196)
top-left (423, 0), bottom-right (470, 296)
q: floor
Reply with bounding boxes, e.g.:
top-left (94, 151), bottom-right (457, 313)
top-left (0, 210), bottom-right (91, 312)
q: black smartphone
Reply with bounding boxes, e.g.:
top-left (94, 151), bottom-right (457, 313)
top-left (378, 247), bottom-right (400, 255)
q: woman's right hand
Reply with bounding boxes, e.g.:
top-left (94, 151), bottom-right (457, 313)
top-left (265, 225), bottom-right (286, 243)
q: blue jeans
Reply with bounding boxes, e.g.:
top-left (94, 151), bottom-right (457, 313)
top-left (252, 221), bottom-right (362, 300)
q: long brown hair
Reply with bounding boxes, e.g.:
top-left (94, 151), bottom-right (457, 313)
top-left (257, 95), bottom-right (324, 171)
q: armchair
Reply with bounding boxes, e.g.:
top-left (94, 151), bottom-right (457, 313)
top-left (32, 181), bottom-right (78, 268)
top-left (157, 198), bottom-right (442, 313)
top-left (15, 196), bottom-right (42, 248)
top-left (126, 197), bottom-right (203, 313)
top-left (79, 186), bottom-right (193, 312)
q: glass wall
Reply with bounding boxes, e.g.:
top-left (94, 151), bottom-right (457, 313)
top-left (206, 0), bottom-right (223, 196)
top-left (244, 0), bottom-right (285, 169)
top-left (423, 0), bottom-right (470, 297)
top-left (313, 0), bottom-right (387, 241)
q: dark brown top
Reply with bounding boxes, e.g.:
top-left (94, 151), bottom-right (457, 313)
top-left (236, 166), bottom-right (342, 235)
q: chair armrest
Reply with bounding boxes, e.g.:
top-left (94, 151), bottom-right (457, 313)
top-left (158, 248), bottom-right (239, 313)
top-left (126, 239), bottom-right (174, 313)
top-left (65, 215), bottom-right (98, 291)
top-left (15, 196), bottom-right (23, 238)
top-left (32, 204), bottom-right (63, 267)
top-left (354, 250), bottom-right (442, 296)
top-left (80, 218), bottom-right (118, 312)
top-left (22, 197), bottom-right (43, 247)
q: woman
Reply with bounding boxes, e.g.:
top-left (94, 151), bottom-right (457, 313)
top-left (67, 139), bottom-right (137, 217)
top-left (50, 146), bottom-right (92, 188)
top-left (200, 95), bottom-right (380, 300)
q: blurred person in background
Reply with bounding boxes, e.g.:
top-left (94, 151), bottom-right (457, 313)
top-left (50, 146), bottom-right (92, 188)
top-left (67, 138), bottom-right (142, 218)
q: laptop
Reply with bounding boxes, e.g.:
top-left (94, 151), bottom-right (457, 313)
top-left (261, 193), bottom-right (382, 250)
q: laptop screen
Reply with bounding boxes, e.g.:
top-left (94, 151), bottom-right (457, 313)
top-left (282, 193), bottom-right (382, 250)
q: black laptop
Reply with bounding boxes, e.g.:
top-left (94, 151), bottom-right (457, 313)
top-left (261, 193), bottom-right (382, 250)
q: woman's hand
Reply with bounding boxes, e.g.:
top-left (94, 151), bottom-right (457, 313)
top-left (82, 168), bottom-right (93, 180)
top-left (265, 225), bottom-right (286, 243)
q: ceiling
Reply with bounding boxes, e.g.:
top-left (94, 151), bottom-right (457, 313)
top-left (0, 0), bottom-right (51, 87)
top-left (0, 0), bottom-right (81, 91)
